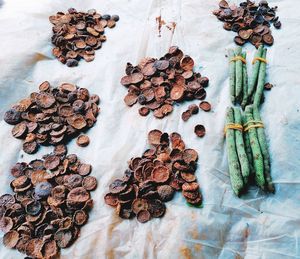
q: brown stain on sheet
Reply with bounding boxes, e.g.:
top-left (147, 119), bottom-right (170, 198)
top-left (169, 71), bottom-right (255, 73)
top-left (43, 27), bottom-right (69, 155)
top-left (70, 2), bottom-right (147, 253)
top-left (180, 245), bottom-right (192, 259)
top-left (194, 243), bottom-right (202, 252)
top-left (156, 15), bottom-right (166, 37)
top-left (166, 22), bottom-right (177, 34)
top-left (106, 213), bottom-right (122, 259)
top-left (27, 52), bottom-right (52, 65)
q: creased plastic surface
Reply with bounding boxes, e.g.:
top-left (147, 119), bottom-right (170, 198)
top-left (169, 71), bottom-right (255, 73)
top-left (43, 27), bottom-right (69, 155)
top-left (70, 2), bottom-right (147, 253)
top-left (0, 0), bottom-right (300, 258)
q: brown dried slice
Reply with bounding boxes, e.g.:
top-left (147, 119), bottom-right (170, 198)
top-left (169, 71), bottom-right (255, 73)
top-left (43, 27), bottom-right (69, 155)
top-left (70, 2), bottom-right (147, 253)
top-left (3, 230), bottom-right (19, 248)
top-left (234, 36), bottom-right (246, 46)
top-left (78, 163), bottom-right (92, 176)
top-left (109, 179), bottom-right (127, 194)
top-left (41, 240), bottom-right (58, 258)
top-left (23, 141), bottom-right (38, 154)
top-left (139, 107), bottom-right (150, 116)
top-left (137, 210), bottom-right (151, 223)
top-left (250, 33), bottom-right (263, 47)
top-left (12, 122), bottom-right (27, 138)
top-left (182, 149), bottom-right (198, 164)
top-left (54, 229), bottom-right (73, 248)
top-left (154, 60), bottom-right (169, 71)
top-left (0, 217), bottom-right (14, 233)
top-left (73, 210), bottom-right (88, 226)
top-left (39, 81), bottom-right (50, 91)
top-left (148, 199), bottom-right (166, 218)
top-left (104, 193), bottom-right (119, 207)
top-left (180, 55), bottom-right (194, 71)
top-left (67, 187), bottom-right (90, 206)
top-left (77, 134), bottom-right (90, 147)
top-left (181, 172), bottom-right (196, 182)
top-left (124, 92), bottom-right (138, 107)
top-left (182, 182), bottom-right (199, 192)
top-left (263, 33), bottom-right (274, 45)
top-left (130, 73), bottom-right (144, 84)
top-left (185, 195), bottom-right (202, 205)
top-left (82, 176), bottom-right (97, 191)
top-left (67, 114), bottom-right (87, 129)
top-left (157, 185), bottom-right (174, 202)
top-left (151, 165), bottom-right (170, 183)
top-left (35, 93), bottom-right (56, 108)
top-left (148, 129), bottom-right (162, 146)
top-left (170, 85), bottom-right (185, 101)
top-left (0, 193), bottom-right (15, 207)
top-left (264, 82), bottom-right (273, 90)
top-left (199, 101), bottom-right (211, 112)
top-left (25, 238), bottom-right (43, 258)
top-left (181, 110), bottom-right (192, 121)
top-left (132, 198), bottom-right (148, 214)
top-left (54, 144), bottom-right (67, 156)
top-left (194, 124), bottom-right (206, 138)
top-left (142, 62), bottom-right (157, 76)
top-left (238, 29), bottom-right (253, 40)
top-left (44, 155), bottom-right (60, 170)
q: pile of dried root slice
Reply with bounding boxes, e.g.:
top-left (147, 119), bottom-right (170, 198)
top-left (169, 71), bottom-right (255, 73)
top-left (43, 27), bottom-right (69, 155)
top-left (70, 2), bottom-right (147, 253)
top-left (105, 130), bottom-right (202, 223)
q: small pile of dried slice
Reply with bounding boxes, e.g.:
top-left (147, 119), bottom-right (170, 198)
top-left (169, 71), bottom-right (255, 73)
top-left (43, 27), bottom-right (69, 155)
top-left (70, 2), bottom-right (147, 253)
top-left (213, 0), bottom-right (281, 47)
top-left (50, 8), bottom-right (119, 66)
top-left (181, 101), bottom-right (212, 122)
top-left (121, 46), bottom-right (209, 119)
top-left (3, 81), bottom-right (100, 154)
top-left (104, 130), bottom-right (202, 223)
top-left (0, 150), bottom-right (97, 258)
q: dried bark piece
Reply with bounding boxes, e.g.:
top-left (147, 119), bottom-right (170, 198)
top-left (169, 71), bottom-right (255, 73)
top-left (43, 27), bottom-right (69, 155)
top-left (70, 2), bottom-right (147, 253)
top-left (137, 210), bottom-right (151, 223)
top-left (82, 176), bottom-right (97, 191)
top-left (199, 101), bottom-right (211, 112)
top-left (194, 124), bottom-right (206, 138)
top-left (76, 135), bottom-right (90, 147)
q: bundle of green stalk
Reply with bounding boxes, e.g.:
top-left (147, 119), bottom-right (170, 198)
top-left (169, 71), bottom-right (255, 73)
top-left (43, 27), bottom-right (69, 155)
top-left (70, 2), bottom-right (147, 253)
top-left (225, 105), bottom-right (274, 196)
top-left (228, 45), bottom-right (267, 108)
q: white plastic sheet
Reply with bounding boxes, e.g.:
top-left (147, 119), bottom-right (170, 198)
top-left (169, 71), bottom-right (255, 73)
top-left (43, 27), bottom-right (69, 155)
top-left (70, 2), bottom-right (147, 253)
top-left (0, 0), bottom-right (300, 258)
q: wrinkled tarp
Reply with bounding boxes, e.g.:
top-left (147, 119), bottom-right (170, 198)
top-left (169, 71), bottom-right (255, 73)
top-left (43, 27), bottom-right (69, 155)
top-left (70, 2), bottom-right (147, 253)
top-left (0, 0), bottom-right (300, 258)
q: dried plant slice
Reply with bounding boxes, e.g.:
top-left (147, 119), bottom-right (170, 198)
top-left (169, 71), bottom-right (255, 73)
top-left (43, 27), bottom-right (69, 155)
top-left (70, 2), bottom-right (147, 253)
top-left (109, 179), bottom-right (127, 194)
top-left (35, 93), bottom-right (56, 108)
top-left (54, 144), bottom-right (68, 156)
top-left (170, 85), bottom-right (185, 101)
top-left (67, 187), bottom-right (90, 206)
top-left (3, 230), bottom-right (19, 248)
top-left (54, 229), bottom-right (73, 248)
top-left (182, 182), bottom-right (199, 192)
top-left (194, 124), bottom-right (206, 138)
top-left (181, 172), bottom-right (196, 182)
top-left (132, 198), bottom-right (148, 214)
top-left (151, 165), bottom-right (170, 183)
top-left (82, 176), bottom-right (97, 191)
top-left (44, 155), bottom-right (60, 170)
top-left (73, 210), bottom-right (88, 226)
top-left (137, 210), bottom-right (151, 223)
top-left (124, 93), bottom-right (138, 106)
top-left (181, 110), bottom-right (192, 121)
top-left (67, 114), bottom-right (87, 130)
top-left (139, 107), bottom-right (150, 116)
top-left (185, 195), bottom-right (202, 205)
top-left (180, 55), bottom-right (194, 71)
top-left (23, 141), bottom-right (38, 154)
top-left (157, 185), bottom-right (174, 202)
top-left (76, 135), bottom-right (90, 147)
top-left (41, 240), bottom-right (58, 258)
top-left (183, 149), bottom-right (198, 164)
top-left (104, 193), bottom-right (119, 207)
top-left (148, 129), bottom-right (162, 146)
top-left (12, 122), bottom-right (27, 138)
top-left (199, 101), bottom-right (211, 112)
top-left (0, 217), bottom-right (14, 233)
top-left (148, 199), bottom-right (166, 218)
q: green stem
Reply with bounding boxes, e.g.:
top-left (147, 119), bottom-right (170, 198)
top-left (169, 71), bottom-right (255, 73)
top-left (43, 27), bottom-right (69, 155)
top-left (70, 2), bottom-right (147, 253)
top-left (241, 51), bottom-right (248, 109)
top-left (228, 49), bottom-right (236, 104)
top-left (234, 47), bottom-right (243, 104)
top-left (253, 48), bottom-right (267, 106)
top-left (248, 45), bottom-right (263, 100)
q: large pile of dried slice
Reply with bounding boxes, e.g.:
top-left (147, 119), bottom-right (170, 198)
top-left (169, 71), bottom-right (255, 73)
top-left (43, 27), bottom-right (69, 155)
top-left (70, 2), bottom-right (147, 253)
top-left (213, 0), bottom-right (281, 47)
top-left (120, 46), bottom-right (209, 119)
top-left (104, 130), bottom-right (202, 223)
top-left (0, 150), bottom-right (97, 258)
top-left (3, 81), bottom-right (100, 154)
top-left (50, 8), bottom-right (119, 66)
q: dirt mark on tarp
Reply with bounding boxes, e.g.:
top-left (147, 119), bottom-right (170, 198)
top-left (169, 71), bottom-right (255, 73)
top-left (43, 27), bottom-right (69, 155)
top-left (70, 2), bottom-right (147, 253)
top-left (156, 16), bottom-right (176, 37)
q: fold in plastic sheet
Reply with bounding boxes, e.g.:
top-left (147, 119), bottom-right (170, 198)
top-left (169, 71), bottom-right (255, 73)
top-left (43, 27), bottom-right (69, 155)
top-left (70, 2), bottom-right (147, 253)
top-left (0, 0), bottom-right (299, 258)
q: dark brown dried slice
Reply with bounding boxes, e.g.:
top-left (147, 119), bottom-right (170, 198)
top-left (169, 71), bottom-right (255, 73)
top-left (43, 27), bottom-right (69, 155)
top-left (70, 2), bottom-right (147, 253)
top-left (182, 149), bottom-right (198, 164)
top-left (181, 172), bottom-right (196, 182)
top-left (234, 36), bottom-right (246, 46)
top-left (109, 179), bottom-right (127, 194)
top-left (54, 229), bottom-right (73, 248)
top-left (264, 82), bottom-right (273, 90)
top-left (120, 75), bottom-right (132, 86)
top-left (0, 217), bottom-right (13, 233)
top-left (124, 92), bottom-right (138, 106)
top-left (157, 185), bottom-right (174, 202)
top-left (181, 110), bottom-right (192, 122)
top-left (44, 155), bottom-right (60, 170)
top-left (154, 60), bottom-right (169, 71)
top-left (137, 210), bottom-right (151, 223)
top-left (39, 81), bottom-right (50, 91)
top-left (76, 134), bottom-right (90, 147)
top-left (194, 124), bottom-right (206, 138)
top-left (0, 193), bottom-right (15, 207)
top-left (58, 104), bottom-right (74, 117)
top-left (67, 187), bottom-right (90, 205)
top-left (35, 181), bottom-right (52, 198)
top-left (161, 104), bottom-right (173, 115)
top-left (67, 114), bottom-right (87, 129)
top-left (132, 198), bottom-right (148, 214)
top-left (185, 195), bottom-right (202, 205)
top-left (219, 0), bottom-right (229, 8)
top-left (182, 70), bottom-right (193, 79)
top-left (151, 165), bottom-right (170, 183)
top-left (3, 230), bottom-right (19, 248)
top-left (78, 163), bottom-right (92, 176)
top-left (23, 141), bottom-right (38, 154)
top-left (188, 104), bottom-right (199, 114)
top-left (54, 144), bottom-right (67, 156)
top-left (148, 129), bottom-right (162, 146)
top-left (35, 93), bottom-right (56, 108)
top-left (262, 33), bottom-right (274, 45)
top-left (182, 190), bottom-right (199, 200)
top-left (25, 238), bottom-right (43, 258)
top-left (41, 240), bottom-right (58, 258)
top-left (148, 199), bottom-right (166, 218)
top-left (64, 174), bottom-right (83, 189)
top-left (25, 200), bottom-right (42, 216)
top-left (142, 62), bottom-right (157, 76)
top-left (199, 101), bottom-right (211, 112)
top-left (12, 122), bottom-right (27, 138)
top-left (4, 108), bottom-right (21, 125)
top-left (170, 85), bottom-right (185, 101)
top-left (250, 33), bottom-right (263, 47)
top-left (180, 55), bottom-right (194, 71)
top-left (104, 193), bottom-right (119, 207)
top-left (182, 182), bottom-right (199, 192)
top-left (73, 210), bottom-right (88, 226)
top-left (82, 176), bottom-right (97, 191)
top-left (139, 107), bottom-right (150, 116)
top-left (238, 29), bottom-right (253, 40)
top-left (60, 83), bottom-right (77, 92)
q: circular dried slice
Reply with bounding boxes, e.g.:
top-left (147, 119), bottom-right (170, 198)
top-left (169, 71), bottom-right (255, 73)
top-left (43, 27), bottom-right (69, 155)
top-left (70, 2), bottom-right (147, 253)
top-left (170, 85), bottom-right (185, 101)
top-left (194, 124), bottom-right (206, 138)
top-left (23, 141), bottom-right (38, 154)
top-left (44, 155), bottom-right (60, 170)
top-left (104, 193), bottom-right (119, 207)
top-left (60, 83), bottom-right (77, 92)
top-left (137, 210), bottom-right (151, 223)
top-left (187, 81), bottom-right (201, 91)
top-left (82, 176), bottom-right (97, 191)
top-left (78, 163), bottom-right (92, 176)
top-left (3, 230), bottom-right (19, 248)
top-left (188, 104), bottom-right (199, 114)
top-left (67, 187), bottom-right (90, 206)
top-left (41, 240), bottom-right (58, 258)
top-left (25, 238), bottom-right (43, 257)
top-left (182, 148), bottom-right (198, 163)
top-left (109, 179), bottom-right (127, 194)
top-left (107, 19), bottom-right (116, 28)
top-left (0, 194), bottom-right (15, 207)
top-left (181, 110), bottom-right (192, 122)
top-left (64, 174), bottom-right (83, 189)
top-left (238, 29), bottom-right (253, 40)
top-left (219, 0), bottom-right (229, 8)
top-left (180, 55), bottom-right (194, 71)
top-left (131, 73), bottom-right (144, 84)
top-left (263, 33), bottom-right (274, 45)
top-left (54, 229), bottom-right (73, 248)
top-left (124, 93), bottom-right (138, 106)
top-left (157, 185), bottom-right (174, 202)
top-left (58, 104), bottom-right (74, 117)
top-left (35, 93), bottom-right (56, 108)
top-left (76, 134), bottom-right (90, 147)
top-left (182, 182), bottom-right (199, 192)
top-left (148, 129), bottom-right (162, 146)
top-left (250, 33), bottom-right (263, 46)
top-left (120, 75), bottom-right (132, 86)
top-left (182, 190), bottom-right (199, 200)
top-left (67, 114), bottom-right (87, 129)
top-left (148, 199), bottom-right (166, 218)
top-left (139, 107), bottom-right (150, 116)
top-left (199, 101), bottom-right (211, 112)
top-left (25, 200), bottom-right (41, 216)
top-left (73, 210), bottom-right (88, 226)
top-left (35, 181), bottom-right (52, 198)
top-left (132, 198), bottom-right (148, 214)
top-left (181, 172), bottom-right (196, 182)
top-left (0, 217), bottom-right (13, 233)
top-left (4, 108), bottom-right (21, 125)
top-left (154, 60), bottom-right (169, 71)
top-left (234, 36), bottom-right (246, 46)
top-left (182, 70), bottom-right (193, 79)
top-left (142, 62), bottom-right (156, 76)
top-left (12, 122), bottom-right (27, 138)
top-left (264, 82), bottom-right (273, 90)
top-left (151, 165), bottom-right (170, 183)
top-left (54, 144), bottom-right (67, 156)
top-left (39, 81), bottom-right (50, 91)
top-left (186, 195), bottom-right (202, 205)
